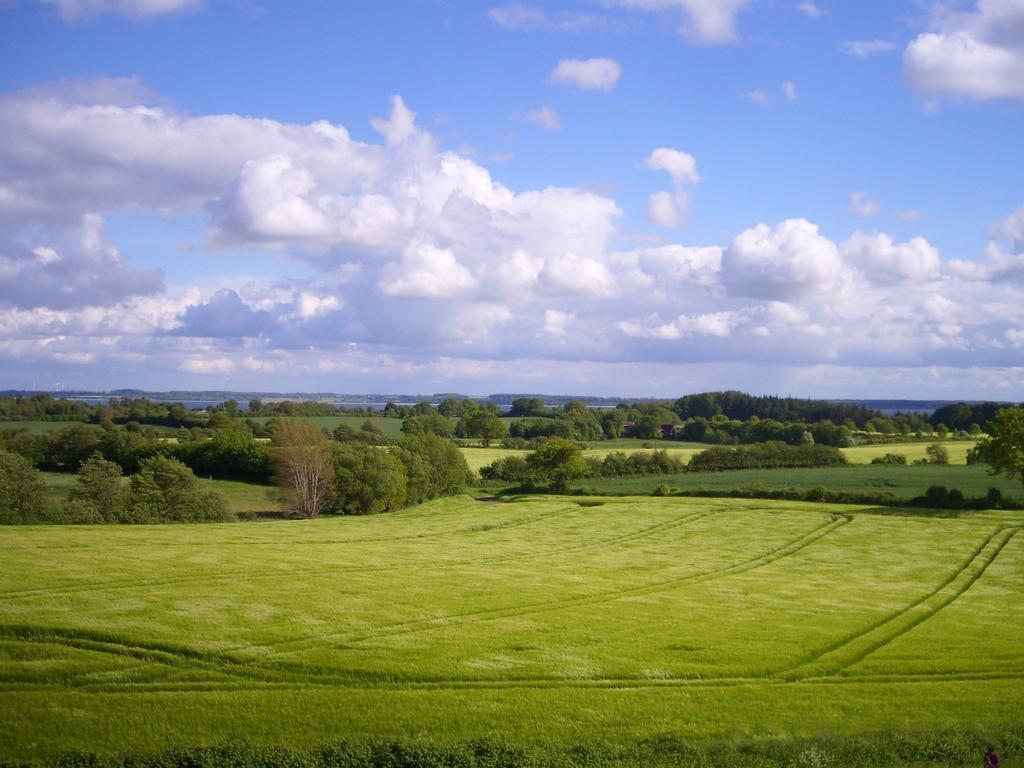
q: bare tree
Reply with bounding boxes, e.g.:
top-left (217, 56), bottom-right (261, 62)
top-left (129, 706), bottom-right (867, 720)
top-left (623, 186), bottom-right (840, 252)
top-left (271, 419), bottom-right (335, 517)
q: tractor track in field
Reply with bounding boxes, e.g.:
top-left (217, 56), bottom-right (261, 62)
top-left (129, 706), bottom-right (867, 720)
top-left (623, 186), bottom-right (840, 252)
top-left (778, 525), bottom-right (1021, 680)
top-left (3, 668), bottom-right (1024, 695)
top-left (0, 512), bottom-right (847, 689)
top-left (264, 513), bottom-right (851, 654)
top-left (0, 504), bottom-right (716, 602)
top-left (0, 503), bottom-right (596, 600)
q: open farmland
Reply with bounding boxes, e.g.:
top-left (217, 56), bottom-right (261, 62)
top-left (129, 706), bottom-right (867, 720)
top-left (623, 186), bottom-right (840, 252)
top-left (0, 496), bottom-right (1021, 762)
top-left (578, 464), bottom-right (1022, 500)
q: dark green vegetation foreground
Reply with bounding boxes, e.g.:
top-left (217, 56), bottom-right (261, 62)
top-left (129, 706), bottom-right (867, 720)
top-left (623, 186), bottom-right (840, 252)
top-left (0, 497), bottom-right (1021, 763)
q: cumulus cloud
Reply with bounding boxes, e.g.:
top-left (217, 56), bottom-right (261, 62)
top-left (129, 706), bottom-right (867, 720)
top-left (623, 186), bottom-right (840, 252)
top-left (378, 242), bottom-right (477, 298)
top-left (5, 79), bottom-right (1024, 391)
top-left (549, 58), bottom-right (623, 91)
top-left (721, 219), bottom-right (843, 300)
top-left (840, 231), bottom-right (940, 282)
top-left (522, 106), bottom-right (562, 130)
top-left (782, 81), bottom-right (798, 104)
top-left (847, 191), bottom-right (881, 217)
top-left (644, 148), bottom-right (700, 228)
top-left (614, 0), bottom-right (750, 44)
top-left (904, 0), bottom-right (1024, 103)
top-left (0, 214), bottom-right (162, 310)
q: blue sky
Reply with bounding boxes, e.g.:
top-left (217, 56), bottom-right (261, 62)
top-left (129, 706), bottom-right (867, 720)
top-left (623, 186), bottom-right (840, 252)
top-left (1, 0), bottom-right (1023, 398)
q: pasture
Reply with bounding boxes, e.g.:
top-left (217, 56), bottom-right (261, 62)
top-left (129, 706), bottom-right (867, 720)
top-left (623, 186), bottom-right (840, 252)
top-left (578, 464), bottom-right (1021, 500)
top-left (40, 472), bottom-right (287, 515)
top-left (0, 495), bottom-right (1021, 762)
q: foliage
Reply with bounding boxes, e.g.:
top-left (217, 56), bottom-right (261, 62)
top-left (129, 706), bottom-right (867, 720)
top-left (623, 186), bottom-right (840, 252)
top-left (272, 419), bottom-right (335, 518)
top-left (332, 442), bottom-right (407, 515)
top-left (457, 410), bottom-right (508, 446)
top-left (0, 448), bottom-right (48, 523)
top-left (525, 438), bottom-right (589, 491)
top-left (401, 414), bottom-right (455, 438)
top-left (65, 454), bottom-right (128, 523)
top-left (870, 453), bottom-right (908, 465)
top-left (687, 442), bottom-right (848, 472)
top-left (972, 406), bottom-right (1024, 490)
top-left (127, 455), bottom-right (231, 522)
top-left (925, 443), bottom-right (950, 465)
top-left (393, 432), bottom-right (470, 504)
top-left (5, 731), bottom-right (1022, 768)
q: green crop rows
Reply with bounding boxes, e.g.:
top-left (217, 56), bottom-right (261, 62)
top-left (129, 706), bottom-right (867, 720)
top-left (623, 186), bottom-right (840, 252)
top-left (0, 496), bottom-right (1021, 762)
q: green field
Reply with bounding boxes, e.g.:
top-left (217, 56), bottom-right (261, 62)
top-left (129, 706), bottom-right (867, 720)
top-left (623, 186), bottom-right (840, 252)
top-left (0, 495), bottom-right (1021, 761)
top-left (460, 444), bottom-right (705, 473)
top-left (0, 420), bottom-right (93, 433)
top-left (40, 472), bottom-right (287, 515)
top-left (578, 464), bottom-right (1021, 500)
top-left (841, 441), bottom-right (977, 465)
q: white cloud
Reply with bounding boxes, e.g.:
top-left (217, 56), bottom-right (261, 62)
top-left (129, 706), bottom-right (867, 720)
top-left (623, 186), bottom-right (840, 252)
top-left (38, 0), bottom-right (203, 21)
top-left (5, 79), bottom-right (1024, 392)
top-left (847, 191), bottom-right (881, 217)
top-left (843, 39), bottom-right (898, 58)
top-left (904, 1), bottom-right (1024, 103)
top-left (181, 356), bottom-right (235, 375)
top-left (721, 218), bottom-right (843, 300)
top-left (378, 242), bottom-right (477, 299)
top-left (486, 4), bottom-right (602, 32)
top-left (840, 231), bottom-right (941, 282)
top-left (745, 89), bottom-right (771, 104)
top-left (522, 106), bottom-right (562, 130)
top-left (644, 147), bottom-right (700, 228)
top-left (782, 81), bottom-right (798, 103)
top-left (614, 0), bottom-right (750, 44)
top-left (543, 309), bottom-right (574, 336)
top-left (796, 2), bottom-right (825, 19)
top-left (549, 58), bottom-right (623, 91)
top-left (896, 208), bottom-right (923, 222)
top-left (620, 310), bottom-right (737, 339)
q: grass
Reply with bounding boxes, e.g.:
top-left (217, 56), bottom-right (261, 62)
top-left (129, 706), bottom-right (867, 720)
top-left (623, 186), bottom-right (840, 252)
top-left (0, 420), bottom-right (93, 433)
top-left (0, 495), bottom-right (1021, 761)
top-left (40, 472), bottom-right (288, 515)
top-left (576, 464), bottom-right (1021, 499)
top-left (841, 440), bottom-right (977, 465)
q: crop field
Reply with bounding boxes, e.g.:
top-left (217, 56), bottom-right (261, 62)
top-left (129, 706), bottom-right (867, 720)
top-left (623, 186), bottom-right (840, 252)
top-left (579, 464), bottom-right (1021, 499)
top-left (460, 445), bottom-right (705, 473)
top-left (0, 495), bottom-right (1021, 762)
top-left (841, 441), bottom-right (977, 465)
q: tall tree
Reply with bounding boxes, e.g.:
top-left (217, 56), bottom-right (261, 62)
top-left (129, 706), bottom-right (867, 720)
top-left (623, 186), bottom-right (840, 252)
top-left (272, 419), bottom-right (335, 518)
top-left (973, 407), bottom-right (1024, 491)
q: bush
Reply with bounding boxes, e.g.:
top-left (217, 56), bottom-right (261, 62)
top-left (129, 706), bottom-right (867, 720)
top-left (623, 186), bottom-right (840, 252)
top-left (870, 453), bottom-right (907, 465)
top-left (0, 448), bottom-right (49, 523)
top-left (127, 455), bottom-right (232, 523)
top-left (394, 432), bottom-right (470, 504)
top-left (652, 483), bottom-right (671, 497)
top-left (332, 442), bottom-right (407, 515)
top-left (66, 454), bottom-right (129, 523)
top-left (687, 442), bottom-right (848, 472)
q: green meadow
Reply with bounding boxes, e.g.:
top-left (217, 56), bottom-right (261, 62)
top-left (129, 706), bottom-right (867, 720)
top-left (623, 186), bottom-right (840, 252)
top-left (577, 464), bottom-right (1021, 500)
top-left (0, 495), bottom-right (1021, 762)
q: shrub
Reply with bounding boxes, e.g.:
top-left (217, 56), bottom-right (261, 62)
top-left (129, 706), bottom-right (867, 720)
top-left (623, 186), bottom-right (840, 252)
top-left (332, 442), bottom-right (407, 515)
top-left (0, 448), bottom-right (48, 523)
top-left (127, 455), bottom-right (231, 523)
top-left (870, 453), bottom-right (907, 465)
